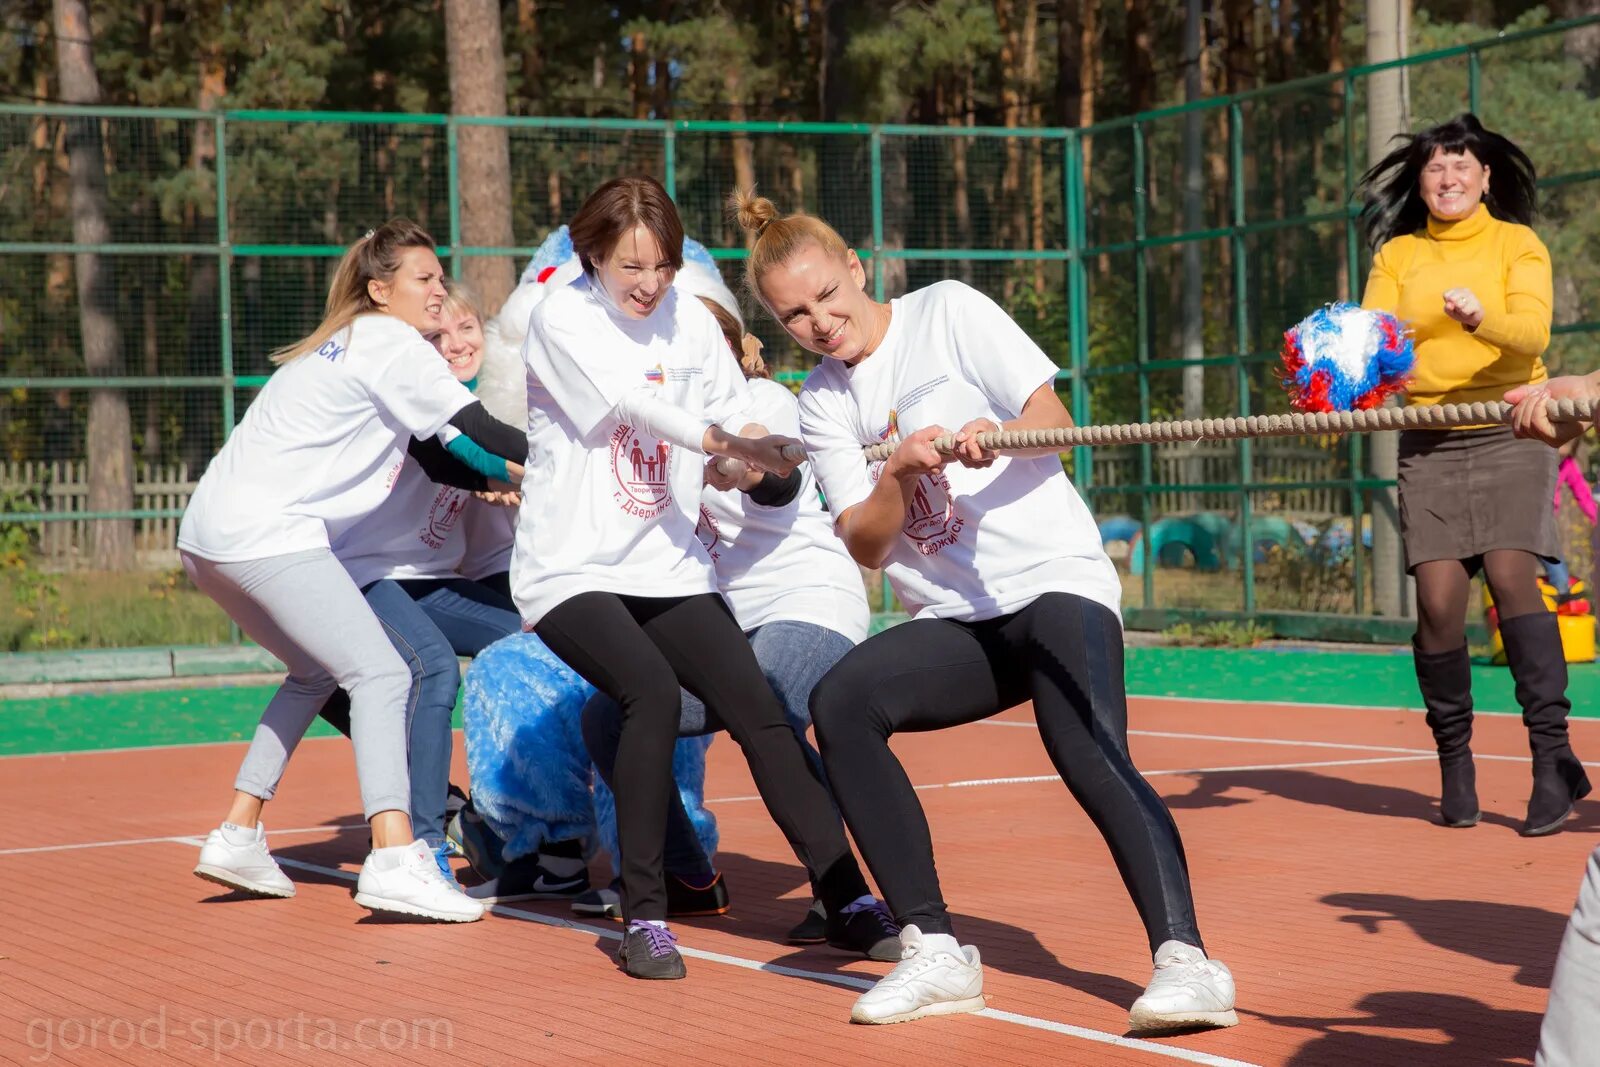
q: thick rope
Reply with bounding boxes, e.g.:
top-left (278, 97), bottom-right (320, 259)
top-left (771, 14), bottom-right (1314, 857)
top-left (858, 399), bottom-right (1594, 462)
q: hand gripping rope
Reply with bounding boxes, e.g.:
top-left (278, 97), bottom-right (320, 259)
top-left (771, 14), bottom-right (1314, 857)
top-left (857, 399), bottom-right (1595, 462)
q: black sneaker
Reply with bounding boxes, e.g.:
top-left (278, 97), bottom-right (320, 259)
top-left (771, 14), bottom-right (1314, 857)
top-left (667, 872), bottom-right (731, 917)
top-left (617, 922), bottom-right (687, 980)
top-left (826, 899), bottom-right (902, 962)
top-left (785, 899), bottom-right (827, 943)
top-left (445, 799), bottom-right (506, 881)
top-left (571, 884), bottom-right (622, 920)
top-left (570, 874), bottom-right (730, 920)
top-left (465, 853), bottom-right (590, 903)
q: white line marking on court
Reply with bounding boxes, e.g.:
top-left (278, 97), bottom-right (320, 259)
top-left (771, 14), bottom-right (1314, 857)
top-left (161, 840), bottom-right (1263, 1067)
top-left (982, 720), bottom-right (1600, 767)
top-left (0, 754), bottom-right (1434, 854)
top-left (0, 822), bottom-right (363, 857)
top-left (703, 755), bottom-right (1434, 803)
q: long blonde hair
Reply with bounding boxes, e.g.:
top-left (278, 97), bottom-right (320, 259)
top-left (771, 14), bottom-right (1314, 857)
top-left (729, 188), bottom-right (850, 302)
top-left (270, 218), bottom-right (438, 364)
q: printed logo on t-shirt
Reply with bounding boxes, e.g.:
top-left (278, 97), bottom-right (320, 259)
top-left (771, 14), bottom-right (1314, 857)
top-left (645, 364), bottom-right (664, 385)
top-left (694, 505), bottom-right (721, 561)
top-left (315, 338), bottom-right (347, 363)
top-left (610, 424), bottom-right (672, 519)
top-left (866, 458), bottom-right (966, 557)
top-left (894, 377), bottom-right (949, 417)
top-left (420, 487), bottom-right (468, 550)
top-left (904, 470), bottom-right (965, 554)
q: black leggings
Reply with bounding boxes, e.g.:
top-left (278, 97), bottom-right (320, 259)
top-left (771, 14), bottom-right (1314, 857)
top-left (537, 590), bottom-right (868, 922)
top-left (811, 591), bottom-right (1202, 954)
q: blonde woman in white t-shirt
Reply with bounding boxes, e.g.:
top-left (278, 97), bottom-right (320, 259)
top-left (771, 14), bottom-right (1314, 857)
top-left (179, 220), bottom-right (524, 923)
top-left (733, 190), bottom-right (1238, 1031)
top-left (515, 176), bottom-right (893, 980)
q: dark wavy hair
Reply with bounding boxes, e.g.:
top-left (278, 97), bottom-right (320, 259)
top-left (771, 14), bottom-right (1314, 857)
top-left (1357, 113), bottom-right (1537, 250)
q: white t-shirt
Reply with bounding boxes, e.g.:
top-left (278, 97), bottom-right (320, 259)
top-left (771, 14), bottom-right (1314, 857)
top-left (459, 497), bottom-right (516, 580)
top-left (797, 280), bottom-right (1120, 623)
top-left (330, 459), bottom-right (473, 589)
top-left (178, 314), bottom-right (476, 563)
top-left (512, 275), bottom-right (752, 626)
top-left (694, 378), bottom-right (870, 643)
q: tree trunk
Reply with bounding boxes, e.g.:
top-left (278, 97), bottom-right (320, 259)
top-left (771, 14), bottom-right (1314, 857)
top-left (1022, 0), bottom-right (1044, 293)
top-left (53, 0), bottom-right (133, 571)
top-left (630, 32), bottom-right (650, 119)
top-left (726, 65), bottom-right (757, 244)
top-left (1560, 0), bottom-right (1600, 95)
top-left (1125, 0), bottom-right (1154, 114)
top-left (516, 0), bottom-right (541, 109)
top-left (1181, 0), bottom-right (1205, 422)
top-left (1366, 0), bottom-right (1410, 618)
top-left (996, 0), bottom-right (1023, 298)
top-left (184, 44), bottom-right (224, 468)
top-left (445, 0), bottom-right (517, 315)
top-left (1056, 0), bottom-right (1083, 127)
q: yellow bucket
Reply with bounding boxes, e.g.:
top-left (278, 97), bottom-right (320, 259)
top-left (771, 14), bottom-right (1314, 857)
top-left (1485, 581), bottom-right (1596, 664)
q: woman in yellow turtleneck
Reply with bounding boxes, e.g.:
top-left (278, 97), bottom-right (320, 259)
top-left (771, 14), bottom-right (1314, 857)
top-left (1361, 113), bottom-right (1588, 838)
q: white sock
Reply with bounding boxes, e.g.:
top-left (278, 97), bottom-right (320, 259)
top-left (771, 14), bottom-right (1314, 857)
top-left (630, 919), bottom-right (669, 930)
top-left (918, 931), bottom-right (963, 957)
top-left (219, 822), bottom-right (261, 846)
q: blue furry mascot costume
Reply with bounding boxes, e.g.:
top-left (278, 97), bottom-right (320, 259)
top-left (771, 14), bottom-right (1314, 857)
top-left (459, 228), bottom-right (723, 874)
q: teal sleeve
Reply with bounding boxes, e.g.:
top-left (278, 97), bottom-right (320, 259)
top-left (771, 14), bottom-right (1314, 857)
top-left (444, 433), bottom-right (510, 482)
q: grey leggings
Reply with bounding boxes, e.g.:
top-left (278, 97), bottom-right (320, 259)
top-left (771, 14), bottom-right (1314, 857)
top-left (182, 548), bottom-right (412, 820)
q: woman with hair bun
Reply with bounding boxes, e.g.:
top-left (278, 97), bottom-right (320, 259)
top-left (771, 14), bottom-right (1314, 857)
top-left (1361, 113), bottom-right (1588, 836)
top-left (732, 188), bottom-right (1237, 1031)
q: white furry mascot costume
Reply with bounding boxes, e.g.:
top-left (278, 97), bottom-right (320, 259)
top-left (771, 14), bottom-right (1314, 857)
top-left (459, 228), bottom-right (735, 871)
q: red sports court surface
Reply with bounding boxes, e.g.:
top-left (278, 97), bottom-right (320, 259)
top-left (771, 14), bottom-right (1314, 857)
top-left (3, 696), bottom-right (1597, 1066)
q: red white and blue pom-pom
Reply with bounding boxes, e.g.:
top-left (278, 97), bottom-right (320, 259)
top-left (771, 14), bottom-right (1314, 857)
top-left (1280, 303), bottom-right (1414, 413)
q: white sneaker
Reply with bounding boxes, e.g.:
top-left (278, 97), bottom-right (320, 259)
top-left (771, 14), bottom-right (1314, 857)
top-left (354, 840), bottom-right (485, 923)
top-left (849, 924), bottom-right (985, 1025)
top-left (1128, 941), bottom-right (1239, 1032)
top-left (194, 822), bottom-right (295, 898)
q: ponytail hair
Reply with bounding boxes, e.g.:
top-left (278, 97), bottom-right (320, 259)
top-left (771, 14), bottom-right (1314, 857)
top-left (1358, 113), bottom-right (1537, 250)
top-left (729, 187), bottom-right (851, 303)
top-left (270, 218), bottom-right (437, 364)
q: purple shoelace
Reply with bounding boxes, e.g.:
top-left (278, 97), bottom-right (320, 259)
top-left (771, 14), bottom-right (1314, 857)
top-left (844, 898), bottom-right (900, 935)
top-left (630, 922), bottom-right (679, 959)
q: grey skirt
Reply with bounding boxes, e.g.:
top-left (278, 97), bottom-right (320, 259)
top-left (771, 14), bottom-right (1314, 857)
top-left (1397, 426), bottom-right (1559, 572)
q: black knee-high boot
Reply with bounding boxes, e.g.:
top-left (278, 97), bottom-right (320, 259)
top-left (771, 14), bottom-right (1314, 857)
top-left (1414, 641), bottom-right (1481, 827)
top-left (1499, 612), bottom-right (1593, 836)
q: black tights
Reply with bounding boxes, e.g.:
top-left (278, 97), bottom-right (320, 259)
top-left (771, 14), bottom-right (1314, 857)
top-left (1415, 551), bottom-right (1547, 652)
top-left (537, 590), bottom-right (868, 923)
top-left (810, 591), bottom-right (1202, 954)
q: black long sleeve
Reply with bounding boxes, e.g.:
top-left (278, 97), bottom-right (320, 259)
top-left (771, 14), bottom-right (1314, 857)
top-left (448, 402), bottom-right (528, 464)
top-left (407, 435), bottom-right (489, 491)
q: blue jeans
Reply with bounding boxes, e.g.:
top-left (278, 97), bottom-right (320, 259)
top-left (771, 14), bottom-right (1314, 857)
top-left (321, 577), bottom-right (520, 846)
top-left (584, 619), bottom-right (857, 878)
top-left (1548, 558), bottom-right (1572, 591)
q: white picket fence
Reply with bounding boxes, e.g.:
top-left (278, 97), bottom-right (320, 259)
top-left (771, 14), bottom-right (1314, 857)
top-left (0, 460), bottom-right (192, 568)
top-left (0, 440), bottom-right (1347, 570)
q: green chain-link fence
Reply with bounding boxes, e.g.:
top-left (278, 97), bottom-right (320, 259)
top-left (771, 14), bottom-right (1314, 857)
top-left (2, 16), bottom-right (1597, 652)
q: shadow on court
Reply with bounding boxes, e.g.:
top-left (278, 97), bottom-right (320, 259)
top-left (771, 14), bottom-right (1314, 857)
top-left (1253, 991), bottom-right (1543, 1066)
top-left (1162, 767), bottom-right (1600, 835)
top-left (1322, 892), bottom-right (1570, 989)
